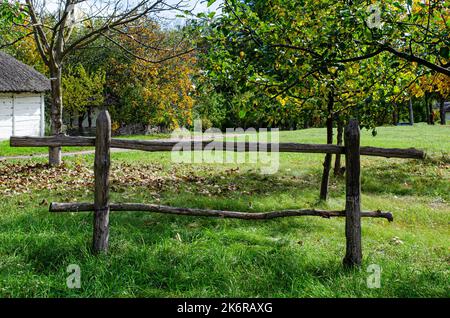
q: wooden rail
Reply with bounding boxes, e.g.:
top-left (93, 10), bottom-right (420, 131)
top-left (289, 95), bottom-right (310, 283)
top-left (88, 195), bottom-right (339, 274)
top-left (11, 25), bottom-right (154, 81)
top-left (50, 202), bottom-right (394, 222)
top-left (10, 136), bottom-right (426, 159)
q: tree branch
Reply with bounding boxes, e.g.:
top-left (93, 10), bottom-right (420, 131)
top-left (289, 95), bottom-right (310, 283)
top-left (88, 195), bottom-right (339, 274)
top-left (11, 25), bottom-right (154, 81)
top-left (50, 202), bottom-right (394, 222)
top-left (382, 45), bottom-right (450, 77)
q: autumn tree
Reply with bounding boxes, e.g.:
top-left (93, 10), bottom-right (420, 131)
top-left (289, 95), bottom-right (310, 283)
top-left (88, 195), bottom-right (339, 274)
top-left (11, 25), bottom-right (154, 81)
top-left (411, 71), bottom-right (450, 125)
top-left (3, 0), bottom-right (194, 165)
top-left (106, 20), bottom-right (196, 131)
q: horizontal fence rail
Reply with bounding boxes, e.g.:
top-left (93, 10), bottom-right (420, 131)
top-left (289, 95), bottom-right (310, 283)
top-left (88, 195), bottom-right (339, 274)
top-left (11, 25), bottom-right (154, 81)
top-left (50, 202), bottom-right (394, 222)
top-left (10, 136), bottom-right (426, 159)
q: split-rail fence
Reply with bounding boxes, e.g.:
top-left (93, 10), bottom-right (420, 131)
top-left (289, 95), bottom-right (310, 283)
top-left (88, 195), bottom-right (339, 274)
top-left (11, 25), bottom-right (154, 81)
top-left (10, 110), bottom-right (426, 267)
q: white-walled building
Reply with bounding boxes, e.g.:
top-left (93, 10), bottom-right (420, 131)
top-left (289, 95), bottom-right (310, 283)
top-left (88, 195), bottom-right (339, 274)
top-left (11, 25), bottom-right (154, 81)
top-left (0, 52), bottom-right (50, 140)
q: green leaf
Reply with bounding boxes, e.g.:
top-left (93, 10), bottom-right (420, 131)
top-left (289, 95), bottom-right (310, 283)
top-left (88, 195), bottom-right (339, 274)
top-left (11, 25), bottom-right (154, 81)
top-left (391, 61), bottom-right (400, 69)
top-left (439, 46), bottom-right (449, 59)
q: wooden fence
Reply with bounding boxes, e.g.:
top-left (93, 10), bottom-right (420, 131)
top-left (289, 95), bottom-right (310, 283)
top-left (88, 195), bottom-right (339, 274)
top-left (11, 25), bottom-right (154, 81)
top-left (10, 110), bottom-right (426, 268)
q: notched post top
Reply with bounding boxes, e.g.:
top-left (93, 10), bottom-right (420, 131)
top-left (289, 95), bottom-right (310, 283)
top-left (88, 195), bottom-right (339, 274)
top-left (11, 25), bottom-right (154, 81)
top-left (96, 109), bottom-right (111, 127)
top-left (345, 119), bottom-right (361, 137)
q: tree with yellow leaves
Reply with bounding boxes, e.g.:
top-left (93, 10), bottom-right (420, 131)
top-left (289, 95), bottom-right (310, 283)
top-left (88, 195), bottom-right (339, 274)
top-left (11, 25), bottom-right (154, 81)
top-left (107, 21), bottom-right (196, 131)
top-left (411, 72), bottom-right (450, 125)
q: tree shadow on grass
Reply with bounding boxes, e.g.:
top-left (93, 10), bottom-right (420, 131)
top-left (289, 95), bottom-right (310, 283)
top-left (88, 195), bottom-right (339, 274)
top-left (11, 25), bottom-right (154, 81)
top-left (21, 238), bottom-right (90, 274)
top-left (361, 160), bottom-right (449, 199)
top-left (0, 211), bottom-right (92, 275)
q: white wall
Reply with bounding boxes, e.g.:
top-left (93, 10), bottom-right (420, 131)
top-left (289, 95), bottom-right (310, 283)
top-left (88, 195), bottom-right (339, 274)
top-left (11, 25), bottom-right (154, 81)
top-left (0, 93), bottom-right (45, 140)
top-left (0, 96), bottom-right (13, 139)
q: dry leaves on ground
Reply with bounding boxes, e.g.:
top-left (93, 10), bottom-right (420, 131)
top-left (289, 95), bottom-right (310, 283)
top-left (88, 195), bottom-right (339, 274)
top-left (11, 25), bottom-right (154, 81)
top-left (0, 162), bottom-right (247, 197)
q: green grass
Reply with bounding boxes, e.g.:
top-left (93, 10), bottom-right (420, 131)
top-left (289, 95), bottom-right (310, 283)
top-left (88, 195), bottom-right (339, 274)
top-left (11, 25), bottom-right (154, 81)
top-left (0, 133), bottom-right (171, 157)
top-left (0, 124), bottom-right (448, 297)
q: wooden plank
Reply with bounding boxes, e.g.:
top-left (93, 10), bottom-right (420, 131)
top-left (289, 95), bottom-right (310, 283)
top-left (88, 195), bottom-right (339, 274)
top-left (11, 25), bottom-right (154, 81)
top-left (50, 202), bottom-right (394, 222)
top-left (14, 116), bottom-right (41, 123)
top-left (9, 136), bottom-right (426, 159)
top-left (0, 99), bottom-right (12, 116)
top-left (10, 136), bottom-right (344, 153)
top-left (40, 93), bottom-right (45, 137)
top-left (0, 126), bottom-right (12, 139)
top-left (360, 147), bottom-right (425, 159)
top-left (15, 126), bottom-right (41, 137)
top-left (92, 110), bottom-right (111, 254)
top-left (10, 135), bottom-right (95, 147)
top-left (0, 116), bottom-right (12, 128)
top-left (110, 139), bottom-right (345, 154)
top-left (12, 95), bottom-right (15, 136)
top-left (12, 95), bottom-right (42, 105)
top-left (14, 108), bottom-right (41, 116)
top-left (343, 120), bottom-right (362, 268)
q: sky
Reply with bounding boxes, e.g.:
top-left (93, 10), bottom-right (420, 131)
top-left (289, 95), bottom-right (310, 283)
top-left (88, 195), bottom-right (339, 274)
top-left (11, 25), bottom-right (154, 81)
top-left (41, 0), bottom-right (223, 28)
top-left (156, 0), bottom-right (224, 27)
top-left (180, 0), bottom-right (222, 14)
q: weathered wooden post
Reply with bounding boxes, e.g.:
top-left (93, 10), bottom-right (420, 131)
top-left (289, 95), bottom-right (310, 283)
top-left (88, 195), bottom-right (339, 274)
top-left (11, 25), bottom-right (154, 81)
top-left (343, 120), bottom-right (362, 267)
top-left (92, 110), bottom-right (111, 254)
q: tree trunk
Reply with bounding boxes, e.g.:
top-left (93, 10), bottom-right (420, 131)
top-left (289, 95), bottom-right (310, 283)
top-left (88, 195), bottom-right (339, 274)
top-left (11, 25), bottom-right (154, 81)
top-left (49, 64), bottom-right (63, 166)
top-left (408, 99), bottom-right (414, 125)
top-left (429, 98), bottom-right (435, 125)
top-left (320, 91), bottom-right (334, 201)
top-left (334, 121), bottom-right (344, 176)
top-left (439, 97), bottom-right (446, 125)
top-left (68, 111), bottom-right (73, 130)
top-left (78, 113), bottom-right (84, 131)
top-left (392, 103), bottom-right (398, 126)
top-left (303, 115), bottom-right (310, 129)
top-left (88, 106), bottom-right (93, 128)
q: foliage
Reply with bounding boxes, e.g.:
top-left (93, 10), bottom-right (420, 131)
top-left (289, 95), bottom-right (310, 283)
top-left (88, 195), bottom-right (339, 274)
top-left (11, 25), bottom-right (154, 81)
top-left (192, 86), bottom-right (227, 129)
top-left (62, 64), bottom-right (106, 119)
top-left (106, 22), bottom-right (196, 130)
top-left (6, 29), bottom-right (47, 74)
top-left (0, 0), bottom-right (25, 34)
top-left (195, 1), bottom-right (433, 131)
top-left (411, 72), bottom-right (450, 99)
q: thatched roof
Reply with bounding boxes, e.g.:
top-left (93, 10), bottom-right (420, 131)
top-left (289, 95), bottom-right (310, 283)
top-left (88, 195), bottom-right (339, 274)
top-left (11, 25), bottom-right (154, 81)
top-left (0, 51), bottom-right (50, 93)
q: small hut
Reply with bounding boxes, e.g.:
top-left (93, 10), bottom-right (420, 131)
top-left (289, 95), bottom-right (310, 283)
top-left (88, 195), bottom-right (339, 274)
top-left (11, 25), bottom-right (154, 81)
top-left (0, 51), bottom-right (50, 140)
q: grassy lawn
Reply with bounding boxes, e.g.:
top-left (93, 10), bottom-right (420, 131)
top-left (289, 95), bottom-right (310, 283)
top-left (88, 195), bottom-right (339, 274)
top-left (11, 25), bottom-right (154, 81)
top-left (0, 123), bottom-right (448, 297)
top-left (0, 134), bottom-right (171, 157)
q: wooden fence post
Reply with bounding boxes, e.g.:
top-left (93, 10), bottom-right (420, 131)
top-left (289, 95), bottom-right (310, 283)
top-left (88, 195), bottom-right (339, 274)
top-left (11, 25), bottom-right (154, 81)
top-left (92, 110), bottom-right (111, 254)
top-left (343, 120), bottom-right (362, 267)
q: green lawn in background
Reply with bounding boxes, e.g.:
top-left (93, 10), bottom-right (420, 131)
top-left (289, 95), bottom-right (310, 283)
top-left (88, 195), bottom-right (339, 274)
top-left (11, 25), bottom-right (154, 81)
top-left (0, 134), bottom-right (171, 157)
